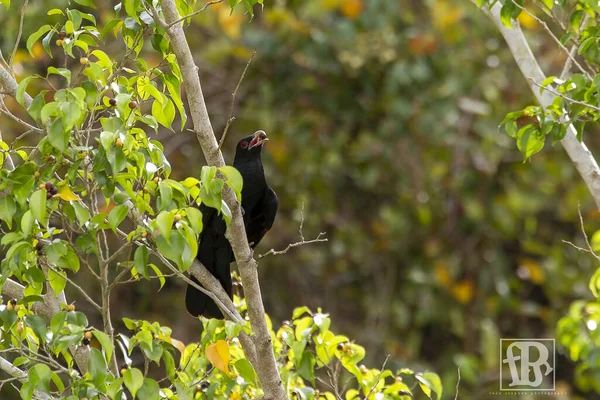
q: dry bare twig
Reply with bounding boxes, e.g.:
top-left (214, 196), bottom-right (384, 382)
top-left (219, 50), bottom-right (257, 149)
top-left (258, 203), bottom-right (328, 260)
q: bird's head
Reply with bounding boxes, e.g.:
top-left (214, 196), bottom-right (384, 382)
top-left (237, 130), bottom-right (269, 153)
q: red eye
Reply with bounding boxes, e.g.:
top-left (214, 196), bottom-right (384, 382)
top-left (240, 141), bottom-right (248, 149)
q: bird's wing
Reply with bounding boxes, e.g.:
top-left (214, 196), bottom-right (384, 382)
top-left (246, 186), bottom-right (278, 248)
top-left (185, 204), bottom-right (233, 318)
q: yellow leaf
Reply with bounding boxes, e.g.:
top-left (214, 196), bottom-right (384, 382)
top-left (217, 5), bottom-right (243, 39)
top-left (170, 338), bottom-right (186, 354)
top-left (57, 186), bottom-right (81, 201)
top-left (340, 0), bottom-right (363, 19)
top-left (518, 12), bottom-right (538, 30)
top-left (434, 261), bottom-right (452, 288)
top-left (517, 259), bottom-right (545, 285)
top-left (206, 340), bottom-right (230, 374)
top-left (451, 280), bottom-right (474, 304)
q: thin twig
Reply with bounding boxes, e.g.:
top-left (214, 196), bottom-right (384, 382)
top-left (219, 50), bottom-right (256, 149)
top-left (105, 241), bottom-right (134, 265)
top-left (454, 361), bottom-right (462, 400)
top-left (0, 104), bottom-right (42, 132)
top-left (257, 233), bottom-right (328, 260)
top-left (46, 264), bottom-right (102, 311)
top-left (258, 203), bottom-right (328, 259)
top-left (562, 240), bottom-right (595, 255)
top-left (529, 78), bottom-right (600, 112)
top-left (166, 0), bottom-right (224, 29)
top-left (298, 202), bottom-right (305, 242)
top-left (9, 0), bottom-right (29, 66)
top-left (512, 2), bottom-right (592, 79)
top-left (560, 45), bottom-right (578, 80)
top-left (573, 204), bottom-right (600, 261)
top-left (365, 355), bottom-right (390, 400)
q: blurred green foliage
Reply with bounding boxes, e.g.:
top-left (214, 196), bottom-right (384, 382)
top-left (2, 0), bottom-right (600, 398)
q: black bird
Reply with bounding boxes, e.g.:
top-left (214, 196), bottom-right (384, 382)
top-left (185, 131), bottom-right (278, 318)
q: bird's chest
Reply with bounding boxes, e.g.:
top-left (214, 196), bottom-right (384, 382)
top-left (235, 161), bottom-right (266, 210)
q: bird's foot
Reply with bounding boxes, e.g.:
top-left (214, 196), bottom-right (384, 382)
top-left (241, 207), bottom-right (245, 216)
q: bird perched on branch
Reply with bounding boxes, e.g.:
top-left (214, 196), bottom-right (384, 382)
top-left (185, 130), bottom-right (278, 319)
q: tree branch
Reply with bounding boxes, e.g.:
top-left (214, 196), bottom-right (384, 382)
top-left (0, 356), bottom-right (51, 399)
top-left (474, 1), bottom-right (600, 210)
top-left (157, 2), bottom-right (287, 398)
top-left (0, 63), bottom-right (32, 107)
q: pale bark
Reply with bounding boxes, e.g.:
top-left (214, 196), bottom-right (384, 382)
top-left (158, 1), bottom-right (286, 398)
top-left (475, 1), bottom-right (600, 210)
top-left (0, 63), bottom-right (32, 107)
top-left (0, 357), bottom-right (51, 399)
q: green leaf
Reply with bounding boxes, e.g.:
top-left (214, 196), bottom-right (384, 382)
top-left (24, 316), bottom-right (47, 343)
top-left (72, 202), bottom-right (90, 225)
top-left (108, 204), bottom-right (129, 232)
top-left (88, 348), bottom-right (108, 386)
top-left (590, 268), bottom-right (600, 297)
top-left (163, 351), bottom-right (175, 380)
top-left (570, 10), bottom-right (583, 33)
top-left (21, 210), bottom-right (34, 235)
top-left (41, 29), bottom-right (55, 57)
top-left (516, 125), bottom-right (544, 160)
top-left (0, 0), bottom-right (10, 9)
top-left (134, 246), bottom-right (149, 279)
top-left (47, 67), bottom-right (71, 85)
top-left (93, 330), bottom-right (114, 364)
top-left (156, 233), bottom-right (185, 270)
top-left (297, 350), bottom-right (316, 386)
top-left (61, 102), bottom-right (82, 131)
top-left (124, 368), bottom-right (144, 398)
top-left (138, 378), bottom-right (161, 400)
top-left (1, 232), bottom-right (21, 245)
top-left (293, 306), bottom-right (312, 319)
top-left (156, 212), bottom-right (174, 243)
top-left (16, 76), bottom-right (34, 107)
top-left (416, 372), bottom-right (443, 400)
top-left (201, 166), bottom-right (217, 188)
top-left (30, 189), bottom-right (47, 224)
top-left (149, 264), bottom-right (166, 289)
top-left (28, 363), bottom-right (52, 393)
top-left (219, 166), bottom-right (243, 202)
top-left (48, 118), bottom-right (69, 152)
top-left (151, 98), bottom-right (175, 130)
top-left (151, 33), bottom-right (169, 56)
top-left (176, 222), bottom-right (197, 270)
top-left (0, 196), bottom-right (16, 229)
top-left (234, 359), bottom-right (257, 385)
top-left (48, 268), bottom-right (67, 294)
top-left (74, 0), bottom-right (96, 8)
top-left (27, 25), bottom-right (52, 56)
top-left (158, 181), bottom-right (173, 211)
top-left (185, 207), bottom-right (203, 235)
top-left (67, 9), bottom-right (83, 31)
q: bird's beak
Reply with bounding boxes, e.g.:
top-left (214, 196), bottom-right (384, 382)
top-left (248, 130), bottom-right (269, 149)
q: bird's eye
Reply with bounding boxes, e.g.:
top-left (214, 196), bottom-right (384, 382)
top-left (240, 141), bottom-right (248, 149)
top-left (259, 132), bottom-right (267, 140)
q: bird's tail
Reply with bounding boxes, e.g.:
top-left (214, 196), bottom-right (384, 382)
top-left (185, 262), bottom-right (233, 319)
